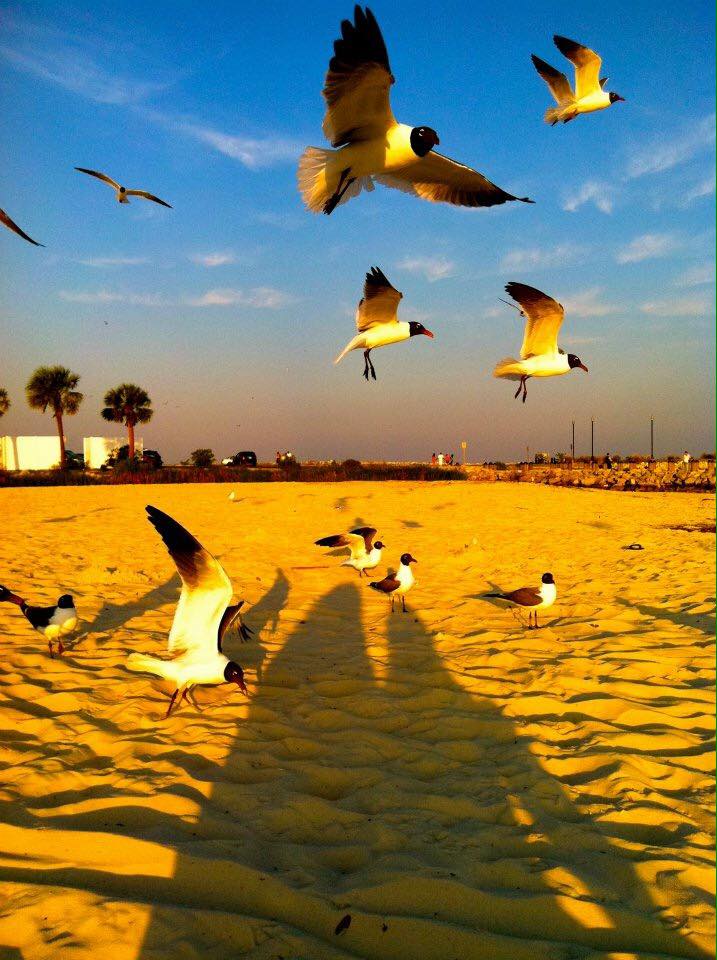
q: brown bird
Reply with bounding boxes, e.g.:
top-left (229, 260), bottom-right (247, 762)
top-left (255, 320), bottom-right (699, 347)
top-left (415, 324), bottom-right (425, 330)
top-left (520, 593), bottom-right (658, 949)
top-left (75, 168), bottom-right (172, 208)
top-left (486, 572), bottom-right (556, 629)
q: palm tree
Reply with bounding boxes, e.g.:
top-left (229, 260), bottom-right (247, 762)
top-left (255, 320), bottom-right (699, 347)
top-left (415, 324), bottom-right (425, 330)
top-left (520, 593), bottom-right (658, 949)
top-left (25, 366), bottom-right (83, 470)
top-left (101, 384), bottom-right (153, 461)
top-left (0, 388), bottom-right (10, 420)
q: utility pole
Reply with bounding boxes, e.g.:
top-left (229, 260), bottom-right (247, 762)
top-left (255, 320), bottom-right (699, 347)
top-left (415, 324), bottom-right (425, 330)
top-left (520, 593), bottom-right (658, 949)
top-left (571, 420), bottom-right (575, 460)
top-left (590, 418), bottom-right (595, 464)
top-left (650, 417), bottom-right (654, 460)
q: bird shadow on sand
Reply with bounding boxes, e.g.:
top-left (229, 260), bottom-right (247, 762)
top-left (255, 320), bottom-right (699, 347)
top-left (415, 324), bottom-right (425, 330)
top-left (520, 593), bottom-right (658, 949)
top-left (222, 567), bottom-right (290, 683)
top-left (79, 573), bottom-right (182, 638)
top-left (615, 597), bottom-right (716, 639)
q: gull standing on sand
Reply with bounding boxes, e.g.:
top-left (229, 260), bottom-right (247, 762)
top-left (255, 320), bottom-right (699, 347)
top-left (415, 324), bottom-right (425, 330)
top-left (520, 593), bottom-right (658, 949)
top-left (126, 506), bottom-right (251, 718)
top-left (532, 35), bottom-right (625, 125)
top-left (75, 168), bottom-right (172, 208)
top-left (486, 573), bottom-right (557, 629)
top-left (315, 525), bottom-right (385, 576)
top-left (369, 552), bottom-right (417, 612)
top-left (493, 282), bottom-right (588, 403)
top-left (298, 6), bottom-right (534, 213)
top-left (0, 208), bottom-right (44, 246)
top-left (335, 266), bottom-right (433, 379)
top-left (0, 586), bottom-right (77, 656)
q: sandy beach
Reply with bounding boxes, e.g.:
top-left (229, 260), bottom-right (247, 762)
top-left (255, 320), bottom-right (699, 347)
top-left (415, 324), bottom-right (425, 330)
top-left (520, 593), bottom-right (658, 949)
top-left (0, 481), bottom-right (713, 960)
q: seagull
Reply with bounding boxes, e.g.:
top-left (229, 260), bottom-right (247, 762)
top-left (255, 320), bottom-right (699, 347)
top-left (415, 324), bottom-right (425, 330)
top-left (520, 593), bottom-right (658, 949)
top-left (75, 168), bottom-right (172, 208)
top-left (126, 506), bottom-right (251, 718)
top-left (335, 266), bottom-right (433, 379)
top-left (0, 585), bottom-right (77, 656)
top-left (0, 208), bottom-right (44, 246)
top-left (532, 35), bottom-right (625, 125)
top-left (315, 525), bottom-right (385, 576)
top-left (369, 552), bottom-right (417, 612)
top-left (493, 282), bottom-right (588, 403)
top-left (486, 572), bottom-right (556, 629)
top-left (298, 6), bottom-right (534, 214)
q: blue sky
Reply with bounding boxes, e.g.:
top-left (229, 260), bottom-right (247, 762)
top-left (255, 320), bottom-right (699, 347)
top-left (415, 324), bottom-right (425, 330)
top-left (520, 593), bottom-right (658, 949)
top-left (0, 0), bottom-right (714, 462)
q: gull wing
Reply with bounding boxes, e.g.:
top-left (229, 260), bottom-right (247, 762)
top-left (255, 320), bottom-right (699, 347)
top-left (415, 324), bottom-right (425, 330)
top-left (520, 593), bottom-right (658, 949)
top-left (553, 35), bottom-right (602, 99)
top-left (370, 573), bottom-right (400, 593)
top-left (503, 587), bottom-right (542, 607)
top-left (217, 601), bottom-right (245, 652)
top-left (505, 282), bottom-right (564, 358)
top-left (356, 267), bottom-right (402, 330)
top-left (349, 526), bottom-right (377, 552)
top-left (146, 505), bottom-right (232, 656)
top-left (125, 189), bottom-right (172, 208)
top-left (0, 208), bottom-right (44, 246)
top-left (322, 6), bottom-right (396, 146)
top-left (315, 530), bottom-right (373, 559)
top-left (375, 151), bottom-right (534, 207)
top-left (75, 167), bottom-right (121, 190)
top-left (530, 54), bottom-right (574, 104)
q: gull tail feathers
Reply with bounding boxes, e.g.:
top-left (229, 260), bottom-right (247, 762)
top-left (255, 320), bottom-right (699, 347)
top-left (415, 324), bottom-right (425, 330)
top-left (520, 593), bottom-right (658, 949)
top-left (493, 357), bottom-right (524, 381)
top-left (335, 334), bottom-right (364, 364)
top-left (297, 147), bottom-right (334, 212)
top-left (126, 653), bottom-right (172, 679)
top-left (544, 106), bottom-right (562, 126)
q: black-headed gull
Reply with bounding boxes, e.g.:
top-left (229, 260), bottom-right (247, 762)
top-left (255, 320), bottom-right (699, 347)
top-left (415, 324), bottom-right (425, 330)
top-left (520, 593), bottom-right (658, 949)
top-left (0, 208), bottom-right (44, 246)
top-left (298, 6), bottom-right (534, 213)
top-left (532, 36), bottom-right (625, 125)
top-left (75, 168), bottom-right (172, 208)
top-left (493, 282), bottom-right (588, 403)
top-left (315, 525), bottom-right (385, 576)
top-left (335, 266), bottom-right (433, 380)
top-left (487, 572), bottom-right (557, 629)
top-left (126, 506), bottom-right (251, 718)
top-left (369, 552), bottom-right (416, 612)
top-left (0, 585), bottom-right (77, 656)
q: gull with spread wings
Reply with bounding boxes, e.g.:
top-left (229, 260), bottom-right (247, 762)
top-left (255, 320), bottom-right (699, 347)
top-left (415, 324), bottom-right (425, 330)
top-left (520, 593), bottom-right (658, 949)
top-left (126, 506), bottom-right (252, 718)
top-left (532, 35), bottom-right (625, 126)
top-left (75, 168), bottom-right (172, 208)
top-left (315, 526), bottom-right (385, 576)
top-left (335, 266), bottom-right (433, 380)
top-left (1, 208), bottom-right (44, 246)
top-left (298, 6), bottom-right (534, 214)
top-left (493, 282), bottom-right (588, 403)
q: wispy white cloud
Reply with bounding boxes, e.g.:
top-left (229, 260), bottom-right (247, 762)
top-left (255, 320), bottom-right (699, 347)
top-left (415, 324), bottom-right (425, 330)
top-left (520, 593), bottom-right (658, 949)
top-left (675, 262), bottom-right (715, 287)
top-left (189, 287), bottom-right (295, 308)
top-left (679, 171), bottom-right (716, 207)
top-left (561, 287), bottom-right (618, 318)
top-left (77, 256), bottom-right (150, 267)
top-left (397, 255), bottom-right (455, 282)
top-left (152, 115), bottom-right (301, 169)
top-left (640, 296), bottom-right (712, 317)
top-left (189, 252), bottom-right (237, 268)
top-left (59, 289), bottom-right (166, 305)
top-left (627, 114), bottom-right (716, 178)
top-left (563, 181), bottom-right (615, 214)
top-left (616, 232), bottom-right (678, 264)
top-left (499, 243), bottom-right (586, 272)
top-left (0, 39), bottom-right (167, 105)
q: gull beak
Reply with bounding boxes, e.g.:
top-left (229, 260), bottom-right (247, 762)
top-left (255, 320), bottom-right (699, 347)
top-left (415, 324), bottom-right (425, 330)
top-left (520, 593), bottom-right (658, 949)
top-left (423, 328), bottom-right (434, 339)
top-left (433, 135), bottom-right (440, 146)
top-left (615, 95), bottom-right (626, 102)
top-left (579, 363), bottom-right (589, 373)
top-left (236, 677), bottom-right (249, 696)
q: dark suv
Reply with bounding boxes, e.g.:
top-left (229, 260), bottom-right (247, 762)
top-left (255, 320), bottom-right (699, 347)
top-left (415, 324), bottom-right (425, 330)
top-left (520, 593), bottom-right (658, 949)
top-left (228, 451), bottom-right (257, 467)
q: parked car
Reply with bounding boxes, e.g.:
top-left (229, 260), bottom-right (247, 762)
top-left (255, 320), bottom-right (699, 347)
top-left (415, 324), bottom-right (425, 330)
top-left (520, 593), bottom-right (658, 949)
top-left (142, 449), bottom-right (163, 469)
top-left (223, 450), bottom-right (258, 467)
top-left (65, 450), bottom-right (85, 470)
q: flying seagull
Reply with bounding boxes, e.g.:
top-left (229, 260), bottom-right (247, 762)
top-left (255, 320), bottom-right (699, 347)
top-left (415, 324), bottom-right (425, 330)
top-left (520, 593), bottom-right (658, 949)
top-left (493, 282), bottom-right (588, 403)
top-left (298, 6), bottom-right (534, 213)
top-left (75, 168), bottom-right (172, 208)
top-left (486, 572), bottom-right (556, 629)
top-left (315, 526), bottom-right (385, 576)
top-left (126, 506), bottom-right (251, 718)
top-left (335, 266), bottom-right (433, 379)
top-left (369, 552), bottom-right (417, 612)
top-left (532, 35), bottom-right (625, 125)
top-left (0, 585), bottom-right (77, 656)
top-left (0, 208), bottom-right (44, 246)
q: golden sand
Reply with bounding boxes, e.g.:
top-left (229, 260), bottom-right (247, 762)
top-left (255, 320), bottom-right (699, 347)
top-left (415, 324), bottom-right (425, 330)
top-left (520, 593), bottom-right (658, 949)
top-left (0, 481), bottom-right (714, 960)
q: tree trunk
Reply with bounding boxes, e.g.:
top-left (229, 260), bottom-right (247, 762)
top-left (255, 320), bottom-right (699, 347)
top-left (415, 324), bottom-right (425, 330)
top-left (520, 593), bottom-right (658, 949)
top-left (128, 420), bottom-right (135, 461)
top-left (54, 410), bottom-right (66, 470)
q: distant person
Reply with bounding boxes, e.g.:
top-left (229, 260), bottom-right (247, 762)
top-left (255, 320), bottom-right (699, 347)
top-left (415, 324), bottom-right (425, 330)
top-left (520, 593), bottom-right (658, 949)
top-left (450, 452), bottom-right (456, 465)
top-left (275, 451), bottom-right (281, 465)
top-left (431, 452), bottom-right (437, 465)
top-left (438, 452), bottom-right (445, 467)
top-left (683, 450), bottom-right (692, 468)
top-left (605, 452), bottom-right (613, 469)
